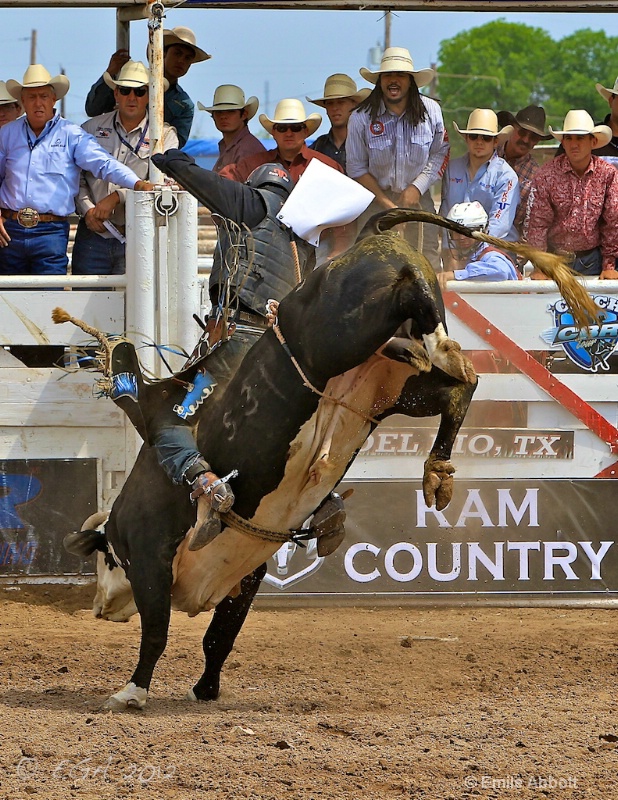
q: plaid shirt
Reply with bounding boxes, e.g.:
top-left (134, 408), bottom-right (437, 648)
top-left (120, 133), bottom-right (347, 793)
top-left (524, 154), bottom-right (618, 269)
top-left (496, 144), bottom-right (539, 233)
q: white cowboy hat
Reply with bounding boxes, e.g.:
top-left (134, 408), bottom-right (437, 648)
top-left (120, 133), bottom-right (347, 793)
top-left (259, 98), bottom-right (322, 136)
top-left (198, 84), bottom-right (258, 120)
top-left (549, 109), bottom-right (612, 148)
top-left (454, 108), bottom-right (513, 138)
top-left (163, 26), bottom-right (210, 63)
top-left (6, 64), bottom-right (70, 101)
top-left (359, 47), bottom-right (434, 89)
top-left (306, 73), bottom-right (371, 107)
top-left (596, 77), bottom-right (618, 102)
top-left (103, 60), bottom-right (169, 92)
top-left (0, 81), bottom-right (19, 106)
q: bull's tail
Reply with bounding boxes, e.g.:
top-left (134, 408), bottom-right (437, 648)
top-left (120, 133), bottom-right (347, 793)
top-left (370, 209), bottom-right (599, 330)
top-left (64, 511), bottom-right (110, 558)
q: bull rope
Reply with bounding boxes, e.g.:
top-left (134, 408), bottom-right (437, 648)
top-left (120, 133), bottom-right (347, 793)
top-left (271, 322), bottom-right (381, 426)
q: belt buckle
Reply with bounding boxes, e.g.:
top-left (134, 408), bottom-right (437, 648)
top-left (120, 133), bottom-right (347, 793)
top-left (17, 207), bottom-right (40, 228)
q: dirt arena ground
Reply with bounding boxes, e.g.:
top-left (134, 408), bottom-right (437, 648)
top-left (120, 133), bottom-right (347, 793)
top-left (0, 585), bottom-right (616, 800)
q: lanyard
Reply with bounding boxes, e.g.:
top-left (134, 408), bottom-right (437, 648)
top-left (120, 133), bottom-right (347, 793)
top-left (113, 113), bottom-right (149, 156)
top-left (25, 114), bottom-right (60, 151)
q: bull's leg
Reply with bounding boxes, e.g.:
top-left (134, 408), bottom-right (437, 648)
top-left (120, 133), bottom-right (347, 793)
top-left (188, 563), bottom-right (267, 702)
top-left (391, 370), bottom-right (477, 511)
top-left (102, 562), bottom-right (174, 712)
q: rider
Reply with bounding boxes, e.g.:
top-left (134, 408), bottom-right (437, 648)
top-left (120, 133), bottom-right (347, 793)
top-left (117, 152), bottom-right (315, 550)
top-left (438, 201), bottom-right (521, 290)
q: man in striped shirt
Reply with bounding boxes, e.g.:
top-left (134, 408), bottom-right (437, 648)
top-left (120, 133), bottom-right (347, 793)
top-left (346, 47), bottom-right (449, 270)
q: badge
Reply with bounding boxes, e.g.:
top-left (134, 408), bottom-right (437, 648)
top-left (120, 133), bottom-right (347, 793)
top-left (370, 121), bottom-right (385, 136)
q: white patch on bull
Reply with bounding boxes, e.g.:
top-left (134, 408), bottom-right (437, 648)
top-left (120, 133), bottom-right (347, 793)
top-left (422, 322), bottom-right (474, 384)
top-left (92, 529), bottom-right (137, 622)
top-left (170, 354), bottom-right (414, 615)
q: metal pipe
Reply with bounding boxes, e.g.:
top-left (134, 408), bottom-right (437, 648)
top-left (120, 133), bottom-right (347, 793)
top-left (147, 0), bottom-right (165, 183)
top-left (0, 275), bottom-right (127, 288)
top-left (175, 191), bottom-right (200, 357)
top-left (115, 9), bottom-right (130, 51)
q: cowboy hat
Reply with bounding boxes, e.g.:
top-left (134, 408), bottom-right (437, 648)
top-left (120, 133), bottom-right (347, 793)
top-left (259, 98), bottom-right (322, 136)
top-left (163, 26), bottom-right (210, 63)
top-left (0, 81), bottom-right (19, 106)
top-left (306, 73), bottom-right (371, 107)
top-left (596, 77), bottom-right (618, 102)
top-left (496, 105), bottom-right (552, 140)
top-left (198, 84), bottom-right (258, 120)
top-left (103, 60), bottom-right (169, 92)
top-left (359, 47), bottom-right (434, 89)
top-left (549, 110), bottom-right (612, 147)
top-left (454, 108), bottom-right (513, 138)
top-left (6, 64), bottom-right (70, 101)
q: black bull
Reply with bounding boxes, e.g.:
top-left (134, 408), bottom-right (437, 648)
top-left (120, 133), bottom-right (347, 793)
top-left (63, 211), bottom-right (595, 711)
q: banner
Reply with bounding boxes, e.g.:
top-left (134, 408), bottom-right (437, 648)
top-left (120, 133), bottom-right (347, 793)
top-left (0, 459), bottom-right (97, 576)
top-left (258, 479), bottom-right (618, 605)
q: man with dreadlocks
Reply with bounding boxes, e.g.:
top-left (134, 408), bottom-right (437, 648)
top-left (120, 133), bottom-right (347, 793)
top-left (346, 47), bottom-right (449, 270)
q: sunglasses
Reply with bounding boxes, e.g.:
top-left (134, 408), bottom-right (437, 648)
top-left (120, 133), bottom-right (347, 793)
top-left (118, 86), bottom-right (148, 97)
top-left (273, 123), bottom-right (306, 133)
top-left (467, 133), bottom-right (495, 142)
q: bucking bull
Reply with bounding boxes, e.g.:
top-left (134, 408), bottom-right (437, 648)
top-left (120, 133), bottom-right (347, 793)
top-left (58, 210), bottom-right (597, 711)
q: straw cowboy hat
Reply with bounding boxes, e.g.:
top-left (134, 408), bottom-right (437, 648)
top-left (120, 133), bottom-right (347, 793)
top-left (6, 64), bottom-right (70, 100)
top-left (198, 85), bottom-right (258, 120)
top-left (163, 26), bottom-right (210, 63)
top-left (596, 77), bottom-right (618, 102)
top-left (549, 109), bottom-right (612, 148)
top-left (0, 81), bottom-right (19, 106)
top-left (103, 60), bottom-right (169, 92)
top-left (359, 47), bottom-right (434, 89)
top-left (496, 105), bottom-right (552, 140)
top-left (454, 108), bottom-right (513, 138)
top-left (306, 73), bottom-right (371, 107)
top-left (259, 98), bottom-right (322, 136)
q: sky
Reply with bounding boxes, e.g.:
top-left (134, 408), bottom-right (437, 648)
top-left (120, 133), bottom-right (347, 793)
top-left (1, 6), bottom-right (616, 140)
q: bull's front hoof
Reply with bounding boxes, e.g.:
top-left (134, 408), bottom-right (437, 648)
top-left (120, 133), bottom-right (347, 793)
top-left (101, 682), bottom-right (147, 712)
top-left (188, 678), bottom-right (220, 702)
top-left (423, 459), bottom-right (455, 510)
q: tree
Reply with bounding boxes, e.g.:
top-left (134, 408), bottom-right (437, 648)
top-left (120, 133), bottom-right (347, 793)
top-left (543, 29), bottom-right (618, 126)
top-left (436, 20), bottom-right (558, 146)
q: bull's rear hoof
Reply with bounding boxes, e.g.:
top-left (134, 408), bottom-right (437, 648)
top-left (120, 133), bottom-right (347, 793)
top-left (101, 682), bottom-right (147, 712)
top-left (187, 681), bottom-right (220, 702)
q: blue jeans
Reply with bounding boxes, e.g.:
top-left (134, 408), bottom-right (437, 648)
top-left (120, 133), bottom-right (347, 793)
top-left (572, 247), bottom-right (602, 276)
top-left (150, 330), bottom-right (262, 484)
top-left (0, 218), bottom-right (69, 275)
top-left (71, 219), bottom-right (126, 275)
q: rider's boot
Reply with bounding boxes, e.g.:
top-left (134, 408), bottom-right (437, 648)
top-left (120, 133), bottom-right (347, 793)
top-left (185, 462), bottom-right (235, 551)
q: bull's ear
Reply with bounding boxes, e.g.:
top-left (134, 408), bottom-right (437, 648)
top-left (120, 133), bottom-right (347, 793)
top-left (63, 530), bottom-right (107, 558)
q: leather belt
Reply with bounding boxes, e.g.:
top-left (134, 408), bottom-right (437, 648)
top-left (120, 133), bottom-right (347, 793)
top-left (1, 208), bottom-right (68, 227)
top-left (574, 247), bottom-right (599, 258)
top-left (235, 310), bottom-right (270, 328)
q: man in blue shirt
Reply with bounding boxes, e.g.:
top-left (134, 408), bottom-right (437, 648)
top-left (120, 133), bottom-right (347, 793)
top-left (440, 108), bottom-right (519, 266)
top-left (0, 64), bottom-right (152, 275)
top-left (85, 27), bottom-right (209, 148)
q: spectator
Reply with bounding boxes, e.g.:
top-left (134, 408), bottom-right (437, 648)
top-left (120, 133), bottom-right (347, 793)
top-left (85, 27), bottom-right (210, 148)
top-left (496, 105), bottom-right (552, 233)
top-left (438, 201), bottom-right (520, 290)
top-left (198, 84), bottom-right (265, 173)
top-left (440, 108), bottom-right (519, 267)
top-left (0, 82), bottom-right (21, 128)
top-left (594, 77), bottom-right (618, 167)
top-left (525, 110), bottom-right (618, 279)
top-left (346, 46), bottom-right (448, 270)
top-left (306, 73), bottom-right (370, 170)
top-left (0, 64), bottom-right (151, 276)
top-left (219, 98), bottom-right (342, 182)
top-left (73, 61), bottom-right (178, 275)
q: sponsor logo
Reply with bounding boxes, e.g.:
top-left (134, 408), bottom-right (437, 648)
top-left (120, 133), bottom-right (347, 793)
top-left (0, 473), bottom-right (41, 530)
top-left (264, 539), bottom-right (324, 589)
top-left (542, 295), bottom-right (618, 372)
